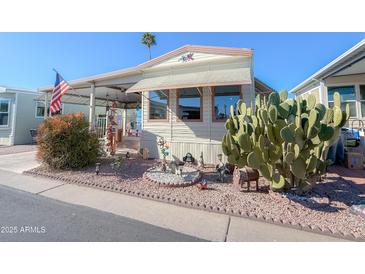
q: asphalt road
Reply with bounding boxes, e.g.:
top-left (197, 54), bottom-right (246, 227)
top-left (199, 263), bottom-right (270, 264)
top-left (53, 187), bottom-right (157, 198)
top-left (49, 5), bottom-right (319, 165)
top-left (0, 185), bottom-right (204, 242)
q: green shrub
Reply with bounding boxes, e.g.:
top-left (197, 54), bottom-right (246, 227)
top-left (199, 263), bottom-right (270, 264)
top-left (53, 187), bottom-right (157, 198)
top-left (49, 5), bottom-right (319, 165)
top-left (37, 112), bottom-right (100, 169)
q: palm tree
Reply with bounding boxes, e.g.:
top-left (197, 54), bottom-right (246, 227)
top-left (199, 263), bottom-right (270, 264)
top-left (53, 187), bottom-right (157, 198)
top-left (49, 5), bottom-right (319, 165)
top-left (141, 32), bottom-right (156, 60)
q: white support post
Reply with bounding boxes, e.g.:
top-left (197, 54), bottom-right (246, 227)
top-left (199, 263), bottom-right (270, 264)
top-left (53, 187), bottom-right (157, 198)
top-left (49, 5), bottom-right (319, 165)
top-left (89, 83), bottom-right (96, 130)
top-left (9, 93), bottom-right (18, 146)
top-left (122, 108), bottom-right (127, 136)
top-left (319, 81), bottom-right (325, 105)
top-left (44, 92), bottom-right (49, 118)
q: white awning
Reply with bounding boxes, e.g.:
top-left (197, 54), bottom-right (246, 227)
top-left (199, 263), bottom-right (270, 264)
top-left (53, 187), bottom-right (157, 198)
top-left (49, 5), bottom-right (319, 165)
top-left (126, 67), bottom-right (252, 93)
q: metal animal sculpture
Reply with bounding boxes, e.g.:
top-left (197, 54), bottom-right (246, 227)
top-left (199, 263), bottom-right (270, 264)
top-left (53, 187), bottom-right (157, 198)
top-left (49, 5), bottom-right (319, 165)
top-left (233, 166), bottom-right (260, 191)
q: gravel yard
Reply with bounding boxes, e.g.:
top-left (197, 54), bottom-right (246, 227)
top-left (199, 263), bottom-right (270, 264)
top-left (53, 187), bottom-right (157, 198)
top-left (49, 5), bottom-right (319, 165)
top-left (24, 156), bottom-right (365, 240)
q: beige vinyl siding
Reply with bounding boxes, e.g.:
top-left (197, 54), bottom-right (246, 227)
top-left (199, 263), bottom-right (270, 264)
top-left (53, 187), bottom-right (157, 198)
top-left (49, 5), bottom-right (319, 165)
top-left (325, 73), bottom-right (365, 85)
top-left (300, 87), bottom-right (320, 103)
top-left (140, 84), bottom-right (253, 164)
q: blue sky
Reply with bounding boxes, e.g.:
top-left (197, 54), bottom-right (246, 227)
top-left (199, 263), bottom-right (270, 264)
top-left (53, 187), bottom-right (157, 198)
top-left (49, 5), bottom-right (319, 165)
top-left (0, 32), bottom-right (364, 91)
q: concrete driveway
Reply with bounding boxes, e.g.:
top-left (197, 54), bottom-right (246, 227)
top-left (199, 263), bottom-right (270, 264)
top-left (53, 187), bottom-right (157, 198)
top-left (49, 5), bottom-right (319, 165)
top-left (0, 151), bottom-right (40, 173)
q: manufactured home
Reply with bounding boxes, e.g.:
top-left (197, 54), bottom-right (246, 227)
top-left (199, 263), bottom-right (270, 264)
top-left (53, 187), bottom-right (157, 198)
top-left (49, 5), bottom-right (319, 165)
top-left (0, 85), bottom-right (106, 145)
top-left (290, 39), bottom-right (365, 129)
top-left (0, 86), bottom-right (41, 145)
top-left (39, 45), bottom-right (274, 163)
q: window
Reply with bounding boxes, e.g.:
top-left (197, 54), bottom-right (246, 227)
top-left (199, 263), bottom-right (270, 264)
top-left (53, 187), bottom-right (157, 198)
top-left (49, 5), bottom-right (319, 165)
top-left (212, 85), bottom-right (241, 121)
top-left (0, 99), bottom-right (10, 127)
top-left (149, 90), bottom-right (168, 120)
top-left (327, 86), bottom-right (357, 117)
top-left (36, 101), bottom-right (45, 118)
top-left (177, 88), bottom-right (202, 121)
top-left (360, 85), bottom-right (365, 118)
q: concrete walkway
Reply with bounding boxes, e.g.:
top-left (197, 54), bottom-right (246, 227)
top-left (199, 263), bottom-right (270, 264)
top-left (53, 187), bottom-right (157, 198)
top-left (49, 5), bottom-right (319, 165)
top-left (0, 151), bottom-right (40, 173)
top-left (0, 168), bottom-right (345, 241)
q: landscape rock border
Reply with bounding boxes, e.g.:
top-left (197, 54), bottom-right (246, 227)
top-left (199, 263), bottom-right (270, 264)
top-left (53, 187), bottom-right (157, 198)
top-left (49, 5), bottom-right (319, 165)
top-left (23, 169), bottom-right (364, 242)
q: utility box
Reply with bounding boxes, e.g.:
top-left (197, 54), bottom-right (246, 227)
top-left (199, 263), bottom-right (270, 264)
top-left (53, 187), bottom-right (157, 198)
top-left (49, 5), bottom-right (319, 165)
top-left (345, 152), bottom-right (364, 169)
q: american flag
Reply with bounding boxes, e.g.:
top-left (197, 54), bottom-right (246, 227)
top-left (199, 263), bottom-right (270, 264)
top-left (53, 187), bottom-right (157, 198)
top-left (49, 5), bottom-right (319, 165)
top-left (50, 72), bottom-right (70, 114)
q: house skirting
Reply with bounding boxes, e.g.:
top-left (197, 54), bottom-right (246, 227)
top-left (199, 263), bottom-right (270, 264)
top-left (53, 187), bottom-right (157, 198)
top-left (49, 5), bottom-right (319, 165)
top-left (141, 139), bottom-right (223, 164)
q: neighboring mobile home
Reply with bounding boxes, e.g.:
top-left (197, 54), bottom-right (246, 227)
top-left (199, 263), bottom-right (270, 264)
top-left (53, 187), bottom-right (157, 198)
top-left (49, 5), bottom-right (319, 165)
top-left (0, 85), bottom-right (105, 146)
top-left (0, 86), bottom-right (40, 145)
top-left (39, 45), bottom-right (274, 163)
top-left (290, 39), bottom-right (365, 128)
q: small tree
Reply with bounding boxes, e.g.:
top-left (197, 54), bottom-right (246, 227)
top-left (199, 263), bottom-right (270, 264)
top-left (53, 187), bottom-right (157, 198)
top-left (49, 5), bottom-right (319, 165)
top-left (37, 112), bottom-right (100, 169)
top-left (141, 32), bottom-right (156, 60)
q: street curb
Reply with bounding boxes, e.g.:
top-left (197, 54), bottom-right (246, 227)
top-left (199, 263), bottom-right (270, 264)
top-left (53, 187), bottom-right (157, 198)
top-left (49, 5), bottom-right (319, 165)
top-left (23, 170), bottom-right (364, 242)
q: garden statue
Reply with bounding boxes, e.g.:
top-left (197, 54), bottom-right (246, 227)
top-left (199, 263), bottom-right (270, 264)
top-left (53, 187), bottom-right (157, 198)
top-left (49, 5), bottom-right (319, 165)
top-left (196, 179), bottom-right (208, 190)
top-left (176, 167), bottom-right (183, 177)
top-left (169, 160), bottom-right (178, 174)
top-left (157, 137), bottom-right (169, 172)
top-left (197, 152), bottom-right (204, 169)
top-left (222, 90), bottom-right (350, 194)
top-left (106, 100), bottom-right (117, 156)
top-left (95, 163), bottom-right (101, 175)
top-left (111, 156), bottom-right (123, 174)
top-left (183, 152), bottom-right (195, 164)
top-left (216, 154), bottom-right (230, 183)
top-left (233, 166), bottom-right (260, 191)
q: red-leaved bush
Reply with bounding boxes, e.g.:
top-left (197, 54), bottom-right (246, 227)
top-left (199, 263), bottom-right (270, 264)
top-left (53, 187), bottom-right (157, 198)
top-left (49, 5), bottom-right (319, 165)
top-left (37, 112), bottom-right (100, 169)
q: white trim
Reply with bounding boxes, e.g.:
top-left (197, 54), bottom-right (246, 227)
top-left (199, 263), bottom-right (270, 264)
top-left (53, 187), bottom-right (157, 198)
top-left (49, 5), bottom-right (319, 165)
top-left (0, 98), bottom-right (11, 128)
top-left (359, 84), bottom-right (365, 118)
top-left (35, 101), bottom-right (46, 119)
top-left (9, 93), bottom-right (18, 145)
top-left (0, 86), bottom-right (38, 95)
top-left (327, 83), bottom-right (358, 119)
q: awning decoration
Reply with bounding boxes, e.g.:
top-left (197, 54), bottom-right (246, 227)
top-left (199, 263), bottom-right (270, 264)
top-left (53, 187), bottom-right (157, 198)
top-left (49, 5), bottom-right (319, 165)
top-left (126, 67), bottom-right (251, 93)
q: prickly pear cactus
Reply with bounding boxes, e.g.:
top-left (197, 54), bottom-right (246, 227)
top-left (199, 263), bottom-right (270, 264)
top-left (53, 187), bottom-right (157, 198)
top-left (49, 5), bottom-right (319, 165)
top-left (222, 91), bottom-right (349, 193)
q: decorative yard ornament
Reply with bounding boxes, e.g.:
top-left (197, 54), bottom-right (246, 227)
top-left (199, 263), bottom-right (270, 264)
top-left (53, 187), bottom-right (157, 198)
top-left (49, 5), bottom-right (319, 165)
top-left (169, 161), bottom-right (178, 174)
top-left (216, 154), bottom-right (230, 183)
top-left (233, 166), bottom-right (260, 191)
top-left (157, 137), bottom-right (169, 172)
top-left (222, 90), bottom-right (350, 194)
top-left (178, 52), bottom-right (194, 63)
top-left (196, 179), bottom-right (208, 190)
top-left (95, 162), bottom-right (101, 175)
top-left (183, 152), bottom-right (195, 164)
top-left (197, 152), bottom-right (204, 169)
top-left (111, 156), bottom-right (123, 174)
top-left (176, 167), bottom-right (183, 177)
top-left (106, 100), bottom-right (117, 155)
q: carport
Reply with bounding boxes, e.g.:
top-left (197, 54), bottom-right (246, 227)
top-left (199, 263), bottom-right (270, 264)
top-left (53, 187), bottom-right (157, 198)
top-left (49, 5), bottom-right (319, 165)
top-left (38, 67), bottom-right (143, 150)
